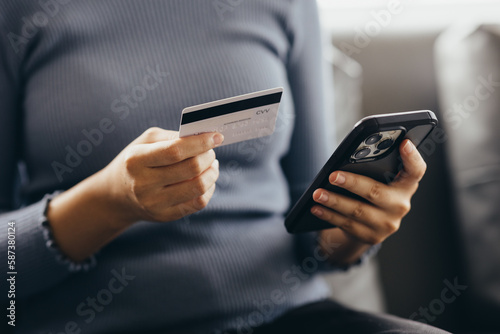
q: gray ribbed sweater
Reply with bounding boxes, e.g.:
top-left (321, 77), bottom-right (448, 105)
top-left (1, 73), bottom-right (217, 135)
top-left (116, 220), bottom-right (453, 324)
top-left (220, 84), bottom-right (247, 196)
top-left (0, 1), bottom-right (343, 333)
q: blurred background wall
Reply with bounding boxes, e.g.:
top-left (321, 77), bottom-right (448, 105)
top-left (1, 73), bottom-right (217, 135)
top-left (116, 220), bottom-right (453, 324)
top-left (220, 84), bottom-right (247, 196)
top-left (316, 1), bottom-right (500, 333)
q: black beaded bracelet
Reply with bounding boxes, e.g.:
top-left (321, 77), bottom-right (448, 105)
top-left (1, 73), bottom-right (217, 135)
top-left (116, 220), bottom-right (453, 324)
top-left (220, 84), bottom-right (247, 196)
top-left (40, 191), bottom-right (97, 272)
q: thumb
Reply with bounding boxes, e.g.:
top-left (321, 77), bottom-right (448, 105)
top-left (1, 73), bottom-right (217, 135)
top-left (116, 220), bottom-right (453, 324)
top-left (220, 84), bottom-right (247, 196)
top-left (134, 127), bottom-right (179, 144)
top-left (393, 139), bottom-right (427, 188)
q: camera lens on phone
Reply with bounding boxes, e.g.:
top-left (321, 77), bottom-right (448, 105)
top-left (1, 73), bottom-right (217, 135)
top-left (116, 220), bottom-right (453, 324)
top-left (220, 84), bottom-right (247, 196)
top-left (365, 134), bottom-right (382, 145)
top-left (377, 139), bottom-right (394, 150)
top-left (354, 147), bottom-right (371, 159)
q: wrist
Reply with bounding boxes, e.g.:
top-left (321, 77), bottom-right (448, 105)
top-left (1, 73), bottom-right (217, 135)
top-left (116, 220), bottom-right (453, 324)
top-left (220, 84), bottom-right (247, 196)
top-left (46, 170), bottom-right (137, 262)
top-left (90, 168), bottom-right (138, 230)
top-left (319, 229), bottom-right (372, 266)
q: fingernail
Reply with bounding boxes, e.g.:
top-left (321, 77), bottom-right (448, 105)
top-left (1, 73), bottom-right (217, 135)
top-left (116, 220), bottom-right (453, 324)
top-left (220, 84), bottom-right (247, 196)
top-left (332, 172), bottom-right (346, 185)
top-left (317, 192), bottom-right (328, 203)
top-left (312, 207), bottom-right (323, 217)
top-left (404, 140), bottom-right (414, 154)
top-left (213, 133), bottom-right (224, 147)
top-left (213, 159), bottom-right (219, 168)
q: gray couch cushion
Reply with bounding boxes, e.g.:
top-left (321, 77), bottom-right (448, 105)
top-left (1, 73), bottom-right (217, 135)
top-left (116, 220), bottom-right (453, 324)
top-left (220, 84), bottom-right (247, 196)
top-left (435, 24), bottom-right (500, 331)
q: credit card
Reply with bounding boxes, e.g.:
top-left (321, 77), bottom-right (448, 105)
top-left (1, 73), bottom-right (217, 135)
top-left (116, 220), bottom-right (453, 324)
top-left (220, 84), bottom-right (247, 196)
top-left (179, 87), bottom-right (283, 146)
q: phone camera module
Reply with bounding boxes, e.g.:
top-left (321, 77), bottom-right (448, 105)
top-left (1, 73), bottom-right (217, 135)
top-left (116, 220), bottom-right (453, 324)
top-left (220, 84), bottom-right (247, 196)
top-left (377, 139), bottom-right (394, 150)
top-left (365, 133), bottom-right (382, 145)
top-left (354, 147), bottom-right (371, 159)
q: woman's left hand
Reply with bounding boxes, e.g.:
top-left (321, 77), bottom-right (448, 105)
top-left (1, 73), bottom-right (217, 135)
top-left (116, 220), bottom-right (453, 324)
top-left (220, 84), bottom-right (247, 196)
top-left (311, 139), bottom-right (427, 262)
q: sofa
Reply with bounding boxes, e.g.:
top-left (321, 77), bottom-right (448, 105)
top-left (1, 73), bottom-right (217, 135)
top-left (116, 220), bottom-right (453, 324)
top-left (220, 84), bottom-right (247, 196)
top-left (318, 3), bottom-right (500, 333)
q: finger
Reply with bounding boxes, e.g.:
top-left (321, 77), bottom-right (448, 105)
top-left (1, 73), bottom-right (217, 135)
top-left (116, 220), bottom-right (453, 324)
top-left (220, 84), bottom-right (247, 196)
top-left (392, 139), bottom-right (427, 188)
top-left (165, 183), bottom-right (217, 221)
top-left (312, 189), bottom-right (397, 229)
top-left (328, 170), bottom-right (394, 209)
top-left (155, 159), bottom-right (219, 207)
top-left (132, 132), bottom-right (224, 167)
top-left (182, 183), bottom-right (217, 214)
top-left (148, 150), bottom-right (216, 186)
top-left (310, 205), bottom-right (382, 245)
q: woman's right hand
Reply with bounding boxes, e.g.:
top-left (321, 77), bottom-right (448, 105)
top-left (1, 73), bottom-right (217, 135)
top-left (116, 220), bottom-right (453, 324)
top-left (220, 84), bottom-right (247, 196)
top-left (101, 127), bottom-right (223, 227)
top-left (46, 127), bottom-right (223, 261)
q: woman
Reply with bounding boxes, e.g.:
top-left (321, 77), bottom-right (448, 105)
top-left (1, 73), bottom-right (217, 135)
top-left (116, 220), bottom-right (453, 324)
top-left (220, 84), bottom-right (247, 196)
top-left (1, 1), bottom-right (448, 333)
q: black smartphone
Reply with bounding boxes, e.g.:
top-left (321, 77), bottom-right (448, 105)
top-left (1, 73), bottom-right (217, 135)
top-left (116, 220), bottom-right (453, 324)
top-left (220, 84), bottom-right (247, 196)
top-left (284, 110), bottom-right (438, 233)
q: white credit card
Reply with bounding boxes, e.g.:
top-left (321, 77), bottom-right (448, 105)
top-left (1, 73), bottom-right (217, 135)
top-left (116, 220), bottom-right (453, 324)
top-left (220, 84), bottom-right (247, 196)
top-left (179, 87), bottom-right (283, 146)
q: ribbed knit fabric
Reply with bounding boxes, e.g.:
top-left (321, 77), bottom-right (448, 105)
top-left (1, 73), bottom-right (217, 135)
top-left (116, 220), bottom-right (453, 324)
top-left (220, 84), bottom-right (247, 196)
top-left (0, 1), bottom-right (357, 333)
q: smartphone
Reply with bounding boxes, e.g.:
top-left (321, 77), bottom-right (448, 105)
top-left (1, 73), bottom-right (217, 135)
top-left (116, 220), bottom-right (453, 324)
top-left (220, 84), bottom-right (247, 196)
top-left (284, 110), bottom-right (438, 233)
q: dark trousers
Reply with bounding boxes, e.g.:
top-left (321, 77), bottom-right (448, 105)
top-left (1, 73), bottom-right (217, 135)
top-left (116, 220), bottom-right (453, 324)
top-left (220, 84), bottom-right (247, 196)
top-left (226, 299), bottom-right (452, 334)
